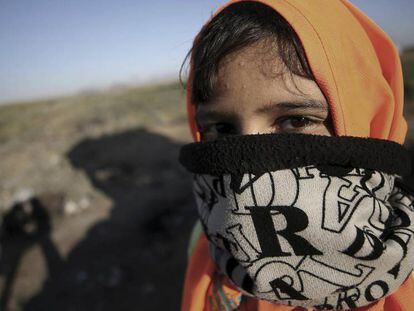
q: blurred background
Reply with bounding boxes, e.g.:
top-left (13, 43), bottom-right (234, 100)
top-left (0, 1), bottom-right (413, 310)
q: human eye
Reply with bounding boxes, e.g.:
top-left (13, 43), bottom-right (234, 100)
top-left (274, 115), bottom-right (322, 133)
top-left (199, 122), bottom-right (235, 141)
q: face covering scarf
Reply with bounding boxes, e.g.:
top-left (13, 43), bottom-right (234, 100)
top-left (179, 132), bottom-right (414, 310)
top-left (181, 0), bottom-right (412, 309)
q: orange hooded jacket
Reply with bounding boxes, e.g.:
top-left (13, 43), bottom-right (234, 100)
top-left (181, 0), bottom-right (414, 310)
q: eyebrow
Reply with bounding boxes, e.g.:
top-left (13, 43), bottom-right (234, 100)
top-left (254, 100), bottom-right (328, 114)
top-left (195, 109), bottom-right (236, 123)
top-left (196, 99), bottom-right (328, 123)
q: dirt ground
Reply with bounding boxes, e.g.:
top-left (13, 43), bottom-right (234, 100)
top-left (0, 82), bottom-right (198, 311)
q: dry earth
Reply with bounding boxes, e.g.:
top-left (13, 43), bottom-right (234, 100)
top-left (0, 82), bottom-right (198, 311)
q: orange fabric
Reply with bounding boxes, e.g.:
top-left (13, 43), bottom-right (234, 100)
top-left (181, 0), bottom-right (412, 310)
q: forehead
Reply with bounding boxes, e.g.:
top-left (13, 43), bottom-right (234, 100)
top-left (216, 41), bottom-right (285, 90)
top-left (208, 42), bottom-right (327, 107)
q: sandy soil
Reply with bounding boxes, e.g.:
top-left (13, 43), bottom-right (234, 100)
top-left (0, 82), bottom-right (198, 311)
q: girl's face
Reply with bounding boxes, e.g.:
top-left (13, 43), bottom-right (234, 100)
top-left (195, 42), bottom-right (334, 141)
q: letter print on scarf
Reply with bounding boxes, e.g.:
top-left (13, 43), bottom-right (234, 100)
top-left (179, 132), bottom-right (414, 309)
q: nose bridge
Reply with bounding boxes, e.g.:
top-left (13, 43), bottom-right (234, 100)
top-left (238, 116), bottom-right (274, 136)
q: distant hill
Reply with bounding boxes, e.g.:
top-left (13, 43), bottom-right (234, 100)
top-left (0, 80), bottom-right (187, 144)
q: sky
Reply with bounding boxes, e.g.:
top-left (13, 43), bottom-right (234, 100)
top-left (0, 0), bottom-right (413, 104)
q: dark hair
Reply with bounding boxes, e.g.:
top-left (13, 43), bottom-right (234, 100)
top-left (179, 1), bottom-right (315, 106)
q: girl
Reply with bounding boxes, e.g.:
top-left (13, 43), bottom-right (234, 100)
top-left (178, 1), bottom-right (414, 310)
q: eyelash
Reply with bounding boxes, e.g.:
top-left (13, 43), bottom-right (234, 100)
top-left (212, 115), bottom-right (318, 132)
top-left (199, 115), bottom-right (322, 138)
top-left (273, 115), bottom-right (320, 131)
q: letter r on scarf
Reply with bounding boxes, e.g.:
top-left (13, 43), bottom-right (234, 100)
top-left (248, 205), bottom-right (323, 257)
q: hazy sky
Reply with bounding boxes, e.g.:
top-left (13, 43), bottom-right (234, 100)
top-left (0, 0), bottom-right (413, 104)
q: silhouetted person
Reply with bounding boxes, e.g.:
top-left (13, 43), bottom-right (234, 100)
top-left (1, 197), bottom-right (64, 311)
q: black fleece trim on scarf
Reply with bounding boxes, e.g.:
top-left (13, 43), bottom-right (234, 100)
top-left (178, 132), bottom-right (412, 176)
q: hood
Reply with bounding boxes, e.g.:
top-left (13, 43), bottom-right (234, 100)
top-left (185, 0), bottom-right (407, 144)
top-left (181, 2), bottom-right (413, 310)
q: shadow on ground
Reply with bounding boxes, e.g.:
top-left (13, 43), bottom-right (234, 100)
top-left (13, 128), bottom-right (197, 311)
